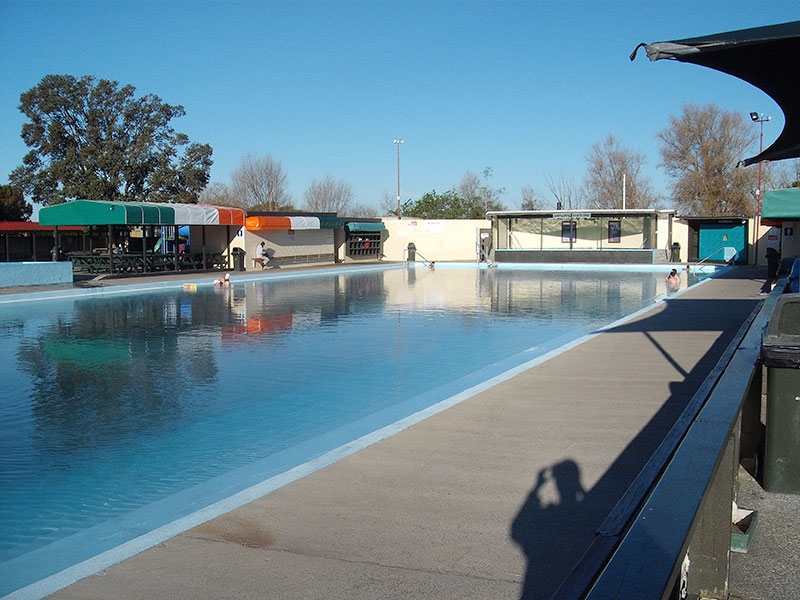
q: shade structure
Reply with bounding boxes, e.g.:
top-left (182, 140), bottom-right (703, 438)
top-left (38, 200), bottom-right (245, 227)
top-left (630, 21), bottom-right (800, 166)
top-left (345, 222), bottom-right (386, 232)
top-left (762, 188), bottom-right (800, 220)
top-left (245, 215), bottom-right (344, 231)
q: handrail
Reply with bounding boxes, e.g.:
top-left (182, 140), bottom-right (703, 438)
top-left (412, 250), bottom-right (434, 265)
top-left (692, 246), bottom-right (737, 269)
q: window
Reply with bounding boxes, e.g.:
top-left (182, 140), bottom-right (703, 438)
top-left (561, 221), bottom-right (576, 243)
top-left (608, 220), bottom-right (621, 243)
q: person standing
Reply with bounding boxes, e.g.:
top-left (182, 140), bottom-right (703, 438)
top-left (761, 247), bottom-right (781, 294)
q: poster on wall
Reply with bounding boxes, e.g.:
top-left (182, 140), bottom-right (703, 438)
top-left (424, 220), bottom-right (444, 234)
top-left (767, 227), bottom-right (780, 249)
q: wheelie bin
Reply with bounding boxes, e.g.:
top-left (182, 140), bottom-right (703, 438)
top-left (761, 293), bottom-right (800, 493)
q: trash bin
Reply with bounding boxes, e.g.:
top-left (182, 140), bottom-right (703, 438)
top-left (231, 247), bottom-right (246, 271)
top-left (761, 293), bottom-right (800, 493)
top-left (407, 242), bottom-right (416, 262)
top-left (671, 242), bottom-right (681, 263)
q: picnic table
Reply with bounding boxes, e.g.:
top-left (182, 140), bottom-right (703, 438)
top-left (69, 251), bottom-right (228, 274)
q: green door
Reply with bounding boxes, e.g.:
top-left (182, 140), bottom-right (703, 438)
top-left (697, 222), bottom-right (747, 264)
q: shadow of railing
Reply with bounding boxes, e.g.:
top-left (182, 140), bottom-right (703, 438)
top-left (510, 271), bottom-right (765, 599)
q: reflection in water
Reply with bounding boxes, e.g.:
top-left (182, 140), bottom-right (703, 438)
top-left (0, 265), bottom-right (710, 594)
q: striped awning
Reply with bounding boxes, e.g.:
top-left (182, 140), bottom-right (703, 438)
top-left (245, 215), bottom-right (344, 231)
top-left (38, 200), bottom-right (245, 226)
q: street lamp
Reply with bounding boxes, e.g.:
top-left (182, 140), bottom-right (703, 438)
top-left (750, 112), bottom-right (771, 261)
top-left (394, 139), bottom-right (404, 219)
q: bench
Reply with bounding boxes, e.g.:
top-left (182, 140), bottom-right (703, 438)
top-left (250, 254), bottom-right (335, 270)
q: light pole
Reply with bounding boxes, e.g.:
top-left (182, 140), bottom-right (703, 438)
top-left (394, 139), bottom-right (404, 219)
top-left (749, 112), bottom-right (771, 262)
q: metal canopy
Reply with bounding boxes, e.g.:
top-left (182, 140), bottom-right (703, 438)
top-left (630, 21), bottom-right (800, 166)
top-left (38, 200), bottom-right (245, 227)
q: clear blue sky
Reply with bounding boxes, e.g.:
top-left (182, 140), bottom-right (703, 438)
top-left (1, 1), bottom-right (796, 213)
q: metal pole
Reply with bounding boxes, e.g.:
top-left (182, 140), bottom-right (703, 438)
top-left (622, 173), bottom-right (626, 210)
top-left (750, 112), bottom-right (771, 265)
top-left (757, 119), bottom-right (763, 242)
top-left (394, 139), bottom-right (404, 219)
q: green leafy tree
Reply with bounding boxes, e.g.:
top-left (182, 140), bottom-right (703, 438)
top-left (10, 74), bottom-right (212, 205)
top-left (0, 185), bottom-right (33, 221)
top-left (401, 188), bottom-right (502, 219)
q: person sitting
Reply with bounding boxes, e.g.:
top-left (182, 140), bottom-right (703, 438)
top-left (257, 241), bottom-right (270, 270)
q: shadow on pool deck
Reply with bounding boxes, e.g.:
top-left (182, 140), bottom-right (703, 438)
top-left (16, 265), bottom-right (799, 600)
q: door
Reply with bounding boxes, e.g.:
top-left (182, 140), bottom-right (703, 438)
top-left (697, 222), bottom-right (747, 264)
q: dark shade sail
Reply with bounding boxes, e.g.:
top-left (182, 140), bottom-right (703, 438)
top-left (630, 21), bottom-right (800, 166)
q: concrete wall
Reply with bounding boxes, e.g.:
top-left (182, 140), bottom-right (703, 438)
top-left (774, 220), bottom-right (800, 262)
top-left (0, 261), bottom-right (74, 288)
top-left (381, 218), bottom-right (489, 262)
top-left (236, 228), bottom-right (336, 267)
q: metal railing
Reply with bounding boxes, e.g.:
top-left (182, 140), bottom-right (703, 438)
top-left (552, 280), bottom-right (783, 600)
top-left (691, 246), bottom-right (738, 270)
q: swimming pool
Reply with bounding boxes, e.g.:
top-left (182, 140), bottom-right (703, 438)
top-left (0, 263), bottom-right (711, 596)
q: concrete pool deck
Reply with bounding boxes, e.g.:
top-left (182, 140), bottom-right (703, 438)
top-left (6, 266), bottom-right (797, 599)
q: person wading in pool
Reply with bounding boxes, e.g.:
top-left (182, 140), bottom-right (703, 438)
top-left (666, 268), bottom-right (680, 292)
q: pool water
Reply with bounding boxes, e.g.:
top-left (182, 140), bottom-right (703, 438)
top-left (0, 264), bottom-right (709, 595)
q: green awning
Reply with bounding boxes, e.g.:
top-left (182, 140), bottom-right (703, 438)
top-left (319, 216), bottom-right (345, 229)
top-left (762, 188), bottom-right (800, 220)
top-left (346, 222), bottom-right (385, 233)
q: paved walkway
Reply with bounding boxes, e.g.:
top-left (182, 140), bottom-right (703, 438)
top-left (19, 266), bottom-right (795, 599)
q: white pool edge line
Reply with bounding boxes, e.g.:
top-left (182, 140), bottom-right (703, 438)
top-left (2, 275), bottom-right (708, 600)
top-left (0, 263), bottom-right (402, 305)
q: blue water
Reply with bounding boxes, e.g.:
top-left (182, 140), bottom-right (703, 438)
top-left (0, 264), bottom-right (709, 595)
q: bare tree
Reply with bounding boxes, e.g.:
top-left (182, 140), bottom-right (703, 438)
top-left (544, 172), bottom-right (583, 210)
top-left (658, 104), bottom-right (757, 216)
top-left (230, 153), bottom-right (291, 210)
top-left (198, 182), bottom-right (236, 206)
top-left (347, 203), bottom-right (381, 218)
top-left (770, 159), bottom-right (800, 189)
top-left (520, 185), bottom-right (545, 210)
top-left (457, 167), bottom-right (506, 212)
top-left (303, 175), bottom-right (354, 213)
top-left (379, 190), bottom-right (399, 217)
top-left (583, 133), bottom-right (656, 209)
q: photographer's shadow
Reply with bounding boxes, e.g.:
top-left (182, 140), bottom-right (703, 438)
top-left (511, 459), bottom-right (595, 600)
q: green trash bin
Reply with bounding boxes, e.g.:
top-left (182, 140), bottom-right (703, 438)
top-left (231, 247), bottom-right (246, 272)
top-left (761, 293), bottom-right (800, 493)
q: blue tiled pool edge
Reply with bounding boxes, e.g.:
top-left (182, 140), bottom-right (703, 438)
top-left (1, 272), bottom-right (714, 600)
